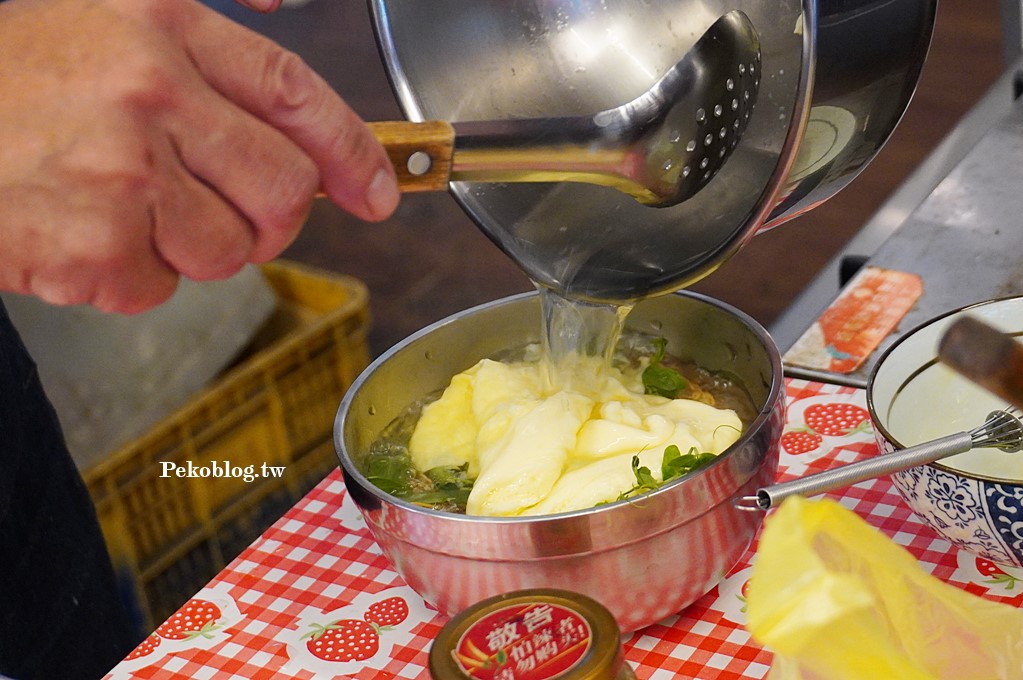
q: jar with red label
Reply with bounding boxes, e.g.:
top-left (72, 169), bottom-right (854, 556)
top-left (428, 589), bottom-right (637, 680)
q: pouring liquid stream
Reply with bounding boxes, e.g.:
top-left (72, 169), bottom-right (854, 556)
top-left (537, 287), bottom-right (633, 392)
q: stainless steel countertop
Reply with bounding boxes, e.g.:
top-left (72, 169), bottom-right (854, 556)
top-left (773, 60), bottom-right (1023, 387)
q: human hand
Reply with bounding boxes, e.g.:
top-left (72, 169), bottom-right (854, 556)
top-left (0, 0), bottom-right (400, 313)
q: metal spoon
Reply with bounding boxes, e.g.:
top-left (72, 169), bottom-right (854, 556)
top-left (737, 408), bottom-right (1023, 512)
top-left (366, 10), bottom-right (761, 207)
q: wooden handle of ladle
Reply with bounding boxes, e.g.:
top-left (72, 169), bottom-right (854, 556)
top-left (367, 120), bottom-right (455, 193)
top-left (938, 315), bottom-right (1023, 411)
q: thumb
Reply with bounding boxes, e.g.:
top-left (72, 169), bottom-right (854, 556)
top-left (176, 2), bottom-right (400, 221)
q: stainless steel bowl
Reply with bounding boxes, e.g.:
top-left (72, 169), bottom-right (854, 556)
top-left (369, 0), bottom-right (935, 302)
top-left (334, 292), bottom-right (785, 631)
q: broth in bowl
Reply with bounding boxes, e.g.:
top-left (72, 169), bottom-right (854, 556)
top-left (359, 332), bottom-right (756, 516)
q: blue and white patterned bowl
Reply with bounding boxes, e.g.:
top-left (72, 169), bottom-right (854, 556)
top-left (867, 296), bottom-right (1023, 568)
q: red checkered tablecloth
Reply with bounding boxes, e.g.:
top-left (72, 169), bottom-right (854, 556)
top-left (106, 379), bottom-right (1023, 679)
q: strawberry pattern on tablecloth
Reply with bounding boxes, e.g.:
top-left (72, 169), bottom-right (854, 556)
top-left (108, 584), bottom-right (244, 679)
top-left (280, 585), bottom-right (433, 678)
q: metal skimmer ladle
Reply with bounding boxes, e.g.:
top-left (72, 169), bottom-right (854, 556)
top-left (738, 408), bottom-right (1023, 512)
top-left (364, 11), bottom-right (761, 207)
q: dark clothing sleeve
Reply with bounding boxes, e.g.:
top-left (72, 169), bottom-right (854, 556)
top-left (0, 300), bottom-right (138, 680)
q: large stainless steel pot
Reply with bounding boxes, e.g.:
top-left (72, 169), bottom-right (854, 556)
top-left (368, 0), bottom-right (936, 303)
top-left (334, 291), bottom-right (786, 632)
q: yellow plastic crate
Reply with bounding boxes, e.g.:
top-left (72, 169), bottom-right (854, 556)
top-left (83, 260), bottom-right (370, 632)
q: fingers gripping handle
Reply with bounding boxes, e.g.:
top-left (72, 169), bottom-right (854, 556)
top-left (368, 120), bottom-right (455, 192)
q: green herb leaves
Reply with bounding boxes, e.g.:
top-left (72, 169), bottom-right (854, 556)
top-left (642, 337), bottom-right (687, 398)
top-left (662, 444), bottom-right (717, 479)
top-left (617, 444), bottom-right (717, 501)
top-left (363, 442), bottom-right (474, 511)
top-left (410, 464), bottom-right (474, 507)
top-left (363, 442), bottom-right (417, 495)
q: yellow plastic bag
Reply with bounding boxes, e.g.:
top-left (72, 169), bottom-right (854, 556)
top-left (745, 497), bottom-right (1023, 679)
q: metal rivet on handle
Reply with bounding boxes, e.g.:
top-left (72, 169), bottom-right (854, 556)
top-left (407, 151), bottom-right (432, 176)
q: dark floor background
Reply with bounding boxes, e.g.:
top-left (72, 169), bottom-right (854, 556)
top-left (215, 0), bottom-right (1007, 357)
